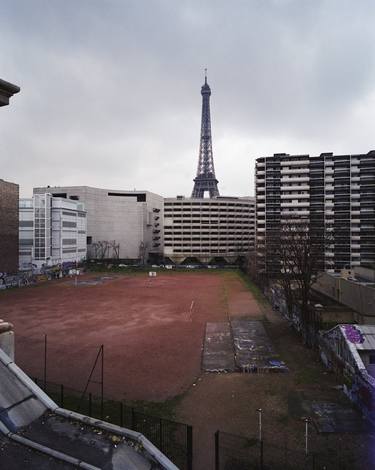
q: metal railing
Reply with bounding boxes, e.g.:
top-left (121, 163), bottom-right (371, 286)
top-left (33, 377), bottom-right (193, 470)
top-left (214, 430), bottom-right (358, 470)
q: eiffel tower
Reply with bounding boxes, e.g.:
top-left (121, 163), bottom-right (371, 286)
top-left (191, 71), bottom-right (220, 198)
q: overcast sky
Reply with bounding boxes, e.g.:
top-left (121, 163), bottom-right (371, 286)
top-left (1, 0), bottom-right (375, 198)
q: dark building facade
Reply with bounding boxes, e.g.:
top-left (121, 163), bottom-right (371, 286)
top-left (256, 152), bottom-right (375, 276)
top-left (0, 180), bottom-right (19, 273)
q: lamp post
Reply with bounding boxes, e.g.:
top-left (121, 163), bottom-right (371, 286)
top-left (257, 408), bottom-right (262, 442)
top-left (304, 417), bottom-right (310, 456)
top-left (257, 408), bottom-right (263, 469)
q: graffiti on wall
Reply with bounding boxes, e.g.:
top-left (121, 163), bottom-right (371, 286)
top-left (343, 324), bottom-right (364, 344)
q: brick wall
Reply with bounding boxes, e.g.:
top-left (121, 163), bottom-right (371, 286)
top-left (0, 180), bottom-right (19, 272)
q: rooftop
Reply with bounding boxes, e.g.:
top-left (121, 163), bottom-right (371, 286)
top-left (0, 341), bottom-right (176, 469)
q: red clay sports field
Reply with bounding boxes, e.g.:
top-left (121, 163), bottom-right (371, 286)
top-left (0, 271), bottom-right (260, 401)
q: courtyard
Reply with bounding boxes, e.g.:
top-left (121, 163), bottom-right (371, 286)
top-left (0, 270), bottom-right (372, 468)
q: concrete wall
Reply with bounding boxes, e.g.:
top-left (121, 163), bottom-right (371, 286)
top-left (34, 186), bottom-right (164, 261)
top-left (319, 328), bottom-right (375, 425)
top-left (313, 272), bottom-right (375, 323)
top-left (0, 180), bottom-right (19, 273)
top-left (0, 320), bottom-right (14, 360)
top-left (355, 266), bottom-right (375, 282)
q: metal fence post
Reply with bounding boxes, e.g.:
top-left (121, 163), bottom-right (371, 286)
top-left (159, 418), bottom-right (163, 451)
top-left (120, 402), bottom-right (124, 427)
top-left (131, 407), bottom-right (136, 430)
top-left (215, 430), bottom-right (220, 470)
top-left (60, 384), bottom-right (64, 408)
top-left (100, 344), bottom-right (104, 420)
top-left (187, 425), bottom-right (193, 470)
top-left (43, 334), bottom-right (47, 391)
top-left (260, 439), bottom-right (264, 470)
top-left (88, 392), bottom-right (92, 417)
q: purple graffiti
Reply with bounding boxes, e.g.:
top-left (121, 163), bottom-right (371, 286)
top-left (343, 325), bottom-right (364, 344)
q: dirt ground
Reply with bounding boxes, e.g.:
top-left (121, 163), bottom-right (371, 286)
top-left (175, 290), bottom-right (373, 469)
top-left (1, 270), bottom-right (372, 469)
top-left (0, 271), bottom-right (258, 401)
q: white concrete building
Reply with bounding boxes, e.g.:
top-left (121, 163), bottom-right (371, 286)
top-left (19, 194), bottom-right (87, 269)
top-left (33, 186), bottom-right (164, 263)
top-left (163, 196), bottom-right (255, 264)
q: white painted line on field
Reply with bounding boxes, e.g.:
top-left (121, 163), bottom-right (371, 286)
top-left (188, 300), bottom-right (195, 321)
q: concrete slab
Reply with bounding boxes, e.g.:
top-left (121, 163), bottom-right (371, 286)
top-left (0, 435), bottom-right (75, 469)
top-left (289, 392), bottom-right (368, 433)
top-left (231, 320), bottom-right (287, 372)
top-left (202, 322), bottom-right (235, 372)
top-left (310, 402), bottom-right (369, 433)
top-left (21, 412), bottom-right (153, 469)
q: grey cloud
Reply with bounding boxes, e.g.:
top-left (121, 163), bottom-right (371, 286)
top-left (1, 0), bottom-right (375, 198)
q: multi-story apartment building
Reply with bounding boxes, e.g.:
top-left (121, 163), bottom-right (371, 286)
top-left (19, 193), bottom-right (87, 269)
top-left (33, 186), bottom-right (163, 263)
top-left (256, 152), bottom-right (375, 275)
top-left (0, 179), bottom-right (19, 273)
top-left (164, 196), bottom-right (255, 264)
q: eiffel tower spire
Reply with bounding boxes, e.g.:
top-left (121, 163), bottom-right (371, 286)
top-left (191, 71), bottom-right (220, 198)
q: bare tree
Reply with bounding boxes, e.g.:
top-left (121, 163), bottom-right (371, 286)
top-left (139, 241), bottom-right (148, 266)
top-left (92, 240), bottom-right (120, 260)
top-left (276, 220), bottom-right (328, 345)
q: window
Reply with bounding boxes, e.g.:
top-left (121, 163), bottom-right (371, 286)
top-left (19, 239), bottom-right (33, 246)
top-left (62, 221), bottom-right (77, 228)
top-left (62, 239), bottom-right (76, 245)
top-left (369, 355), bottom-right (375, 365)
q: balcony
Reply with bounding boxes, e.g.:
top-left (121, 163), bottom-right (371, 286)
top-left (280, 159), bottom-right (309, 166)
top-left (282, 185), bottom-right (310, 191)
top-left (280, 168), bottom-right (309, 175)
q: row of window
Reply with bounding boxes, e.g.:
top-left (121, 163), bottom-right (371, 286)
top-left (164, 202), bottom-right (253, 207)
top-left (165, 229), bottom-right (252, 233)
top-left (170, 249), bottom-right (247, 253)
top-left (165, 237), bottom-right (252, 241)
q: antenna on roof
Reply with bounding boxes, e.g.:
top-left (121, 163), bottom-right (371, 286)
top-left (204, 67), bottom-right (207, 84)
